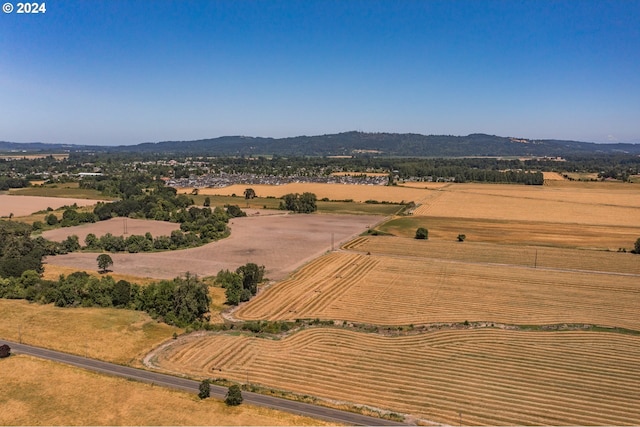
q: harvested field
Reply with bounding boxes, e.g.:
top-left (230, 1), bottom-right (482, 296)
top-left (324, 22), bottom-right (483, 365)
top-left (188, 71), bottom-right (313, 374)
top-left (236, 249), bottom-right (640, 328)
top-left (41, 217), bottom-right (180, 243)
top-left (345, 236), bottom-right (640, 275)
top-left (153, 329), bottom-right (640, 425)
top-left (0, 195), bottom-right (102, 217)
top-left (45, 213), bottom-right (381, 281)
top-left (411, 182), bottom-right (640, 225)
top-left (189, 183), bottom-right (438, 204)
top-left (542, 171), bottom-right (565, 180)
top-left (0, 299), bottom-right (179, 365)
top-left (377, 216), bottom-right (640, 250)
top-left (1, 355), bottom-right (328, 426)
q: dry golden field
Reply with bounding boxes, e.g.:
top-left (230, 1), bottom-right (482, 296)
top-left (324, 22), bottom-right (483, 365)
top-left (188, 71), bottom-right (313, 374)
top-left (235, 249), bottom-right (640, 328)
top-left (377, 216), bottom-right (640, 249)
top-left (42, 264), bottom-right (157, 286)
top-left (0, 300), bottom-right (180, 365)
top-left (0, 194), bottom-right (103, 217)
top-left (152, 329), bottom-right (640, 425)
top-left (345, 236), bottom-right (640, 275)
top-left (411, 181), bottom-right (640, 226)
top-left (1, 355), bottom-right (328, 426)
top-left (185, 182), bottom-right (439, 203)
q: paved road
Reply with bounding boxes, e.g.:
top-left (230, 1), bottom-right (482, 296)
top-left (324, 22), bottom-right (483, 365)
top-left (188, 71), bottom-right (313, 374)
top-left (4, 340), bottom-right (406, 426)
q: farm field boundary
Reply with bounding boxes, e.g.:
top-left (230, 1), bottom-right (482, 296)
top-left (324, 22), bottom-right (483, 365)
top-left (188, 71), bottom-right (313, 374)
top-left (150, 328), bottom-right (640, 426)
top-left (375, 216), bottom-right (640, 250)
top-left (235, 249), bottom-right (640, 329)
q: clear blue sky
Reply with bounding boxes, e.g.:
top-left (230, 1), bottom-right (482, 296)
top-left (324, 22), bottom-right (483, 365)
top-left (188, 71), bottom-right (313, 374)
top-left (1, 0), bottom-right (639, 145)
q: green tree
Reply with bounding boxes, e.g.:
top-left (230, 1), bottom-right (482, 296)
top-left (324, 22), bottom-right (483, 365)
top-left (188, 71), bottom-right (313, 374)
top-left (244, 188), bottom-right (256, 199)
top-left (203, 196), bottom-right (211, 207)
top-left (634, 237), bottom-right (640, 254)
top-left (236, 263), bottom-right (265, 296)
top-left (221, 272), bottom-right (244, 305)
top-left (225, 384), bottom-right (243, 406)
top-left (0, 344), bottom-right (10, 358)
top-left (415, 227), bottom-right (428, 240)
top-left (45, 213), bottom-right (58, 226)
top-left (96, 254), bottom-right (114, 273)
top-left (198, 380), bottom-right (210, 399)
top-left (457, 234), bottom-right (466, 242)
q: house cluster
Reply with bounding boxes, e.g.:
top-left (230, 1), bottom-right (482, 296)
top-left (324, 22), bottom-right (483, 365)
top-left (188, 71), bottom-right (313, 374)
top-left (166, 172), bottom-right (389, 189)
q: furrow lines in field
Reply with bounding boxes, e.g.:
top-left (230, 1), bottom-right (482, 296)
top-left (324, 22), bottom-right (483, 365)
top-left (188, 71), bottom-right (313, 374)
top-left (302, 257), bottom-right (380, 315)
top-left (156, 329), bottom-right (640, 425)
top-left (237, 253), bottom-right (364, 320)
top-left (244, 354), bottom-right (639, 425)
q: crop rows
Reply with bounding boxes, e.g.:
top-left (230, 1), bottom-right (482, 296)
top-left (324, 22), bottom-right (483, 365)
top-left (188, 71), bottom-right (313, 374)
top-left (235, 252), bottom-right (379, 320)
top-left (237, 249), bottom-right (640, 329)
top-left (155, 329), bottom-right (640, 425)
top-left (344, 236), bottom-right (640, 275)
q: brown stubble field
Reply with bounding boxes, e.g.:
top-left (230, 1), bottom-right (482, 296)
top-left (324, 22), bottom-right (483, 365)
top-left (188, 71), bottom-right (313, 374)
top-left (151, 329), bottom-right (640, 426)
top-left (5, 179), bottom-right (640, 425)
top-left (236, 243), bottom-right (640, 328)
top-left (155, 179), bottom-right (640, 425)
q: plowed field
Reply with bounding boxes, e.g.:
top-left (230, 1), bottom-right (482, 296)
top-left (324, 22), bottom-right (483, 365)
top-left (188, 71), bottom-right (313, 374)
top-left (44, 213), bottom-right (380, 280)
top-left (153, 329), bottom-right (640, 425)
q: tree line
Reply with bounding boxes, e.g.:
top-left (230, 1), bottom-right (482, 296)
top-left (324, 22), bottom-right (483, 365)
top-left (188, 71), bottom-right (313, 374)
top-left (0, 270), bottom-right (210, 327)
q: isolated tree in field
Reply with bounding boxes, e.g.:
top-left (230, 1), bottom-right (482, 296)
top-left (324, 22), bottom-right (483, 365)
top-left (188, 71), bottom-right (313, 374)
top-left (415, 227), bottom-right (428, 240)
top-left (225, 384), bottom-right (243, 406)
top-left (203, 196), bottom-right (211, 207)
top-left (0, 344), bottom-right (10, 358)
top-left (244, 188), bottom-right (256, 199)
top-left (97, 254), bottom-right (114, 273)
top-left (198, 380), bottom-right (210, 399)
top-left (457, 234), bottom-right (466, 242)
top-left (634, 237), bottom-right (640, 254)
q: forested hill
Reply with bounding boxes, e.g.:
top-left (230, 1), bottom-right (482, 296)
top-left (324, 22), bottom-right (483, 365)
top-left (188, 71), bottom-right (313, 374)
top-left (2, 132), bottom-right (640, 157)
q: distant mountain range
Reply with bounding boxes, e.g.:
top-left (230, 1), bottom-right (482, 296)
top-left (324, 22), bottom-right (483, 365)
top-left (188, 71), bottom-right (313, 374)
top-left (2, 132), bottom-right (639, 157)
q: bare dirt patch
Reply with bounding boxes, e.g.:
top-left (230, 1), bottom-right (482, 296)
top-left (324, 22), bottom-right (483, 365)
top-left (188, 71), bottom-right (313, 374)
top-left (41, 217), bottom-right (181, 243)
top-left (0, 195), bottom-right (102, 217)
top-left (44, 213), bottom-right (382, 281)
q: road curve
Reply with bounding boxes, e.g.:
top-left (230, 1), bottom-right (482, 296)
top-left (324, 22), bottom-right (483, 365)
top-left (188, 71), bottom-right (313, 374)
top-left (3, 340), bottom-right (406, 426)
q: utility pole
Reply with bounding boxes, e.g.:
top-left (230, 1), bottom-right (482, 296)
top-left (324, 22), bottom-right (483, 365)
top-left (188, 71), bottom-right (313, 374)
top-left (534, 249), bottom-right (538, 268)
top-left (331, 233), bottom-right (335, 251)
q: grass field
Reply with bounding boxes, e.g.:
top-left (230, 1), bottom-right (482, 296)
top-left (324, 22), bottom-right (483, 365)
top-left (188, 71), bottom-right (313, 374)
top-left (0, 299), bottom-right (180, 365)
top-left (1, 355), bottom-right (329, 426)
top-left (235, 248), bottom-right (640, 329)
top-left (152, 329), bottom-right (640, 425)
top-left (376, 216), bottom-right (640, 250)
top-left (9, 182), bottom-right (110, 200)
top-left (186, 193), bottom-right (403, 215)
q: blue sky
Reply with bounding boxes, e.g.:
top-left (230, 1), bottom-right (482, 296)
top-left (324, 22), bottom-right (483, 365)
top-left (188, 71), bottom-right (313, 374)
top-left (1, 0), bottom-right (639, 145)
